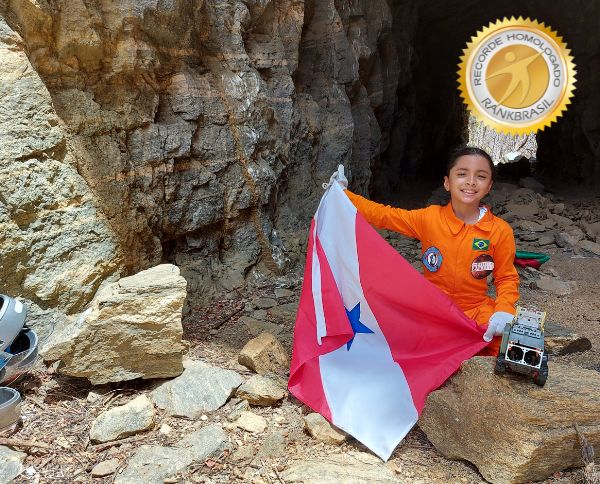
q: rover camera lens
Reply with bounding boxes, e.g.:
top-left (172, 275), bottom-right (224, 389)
top-left (507, 345), bottom-right (524, 362)
top-left (523, 350), bottom-right (541, 367)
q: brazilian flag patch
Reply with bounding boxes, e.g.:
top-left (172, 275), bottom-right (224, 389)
top-left (472, 238), bottom-right (490, 251)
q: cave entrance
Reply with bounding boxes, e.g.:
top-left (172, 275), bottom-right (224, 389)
top-left (374, 0), bottom-right (597, 201)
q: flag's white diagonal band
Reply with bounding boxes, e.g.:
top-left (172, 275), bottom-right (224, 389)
top-left (312, 208), bottom-right (326, 345)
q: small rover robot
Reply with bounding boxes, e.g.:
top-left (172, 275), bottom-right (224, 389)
top-left (494, 306), bottom-right (548, 387)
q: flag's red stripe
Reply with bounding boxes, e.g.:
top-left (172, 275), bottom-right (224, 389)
top-left (288, 220), bottom-right (352, 420)
top-left (355, 215), bottom-right (488, 412)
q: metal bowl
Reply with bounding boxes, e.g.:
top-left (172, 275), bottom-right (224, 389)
top-left (0, 387), bottom-right (21, 430)
top-left (0, 328), bottom-right (39, 385)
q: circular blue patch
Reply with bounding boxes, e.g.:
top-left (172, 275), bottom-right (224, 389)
top-left (422, 246), bottom-right (443, 272)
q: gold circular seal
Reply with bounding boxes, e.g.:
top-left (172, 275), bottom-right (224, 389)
top-left (458, 17), bottom-right (576, 135)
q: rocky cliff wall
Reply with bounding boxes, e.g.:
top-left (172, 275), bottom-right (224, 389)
top-left (0, 16), bottom-right (119, 315)
top-left (0, 0), bottom-right (412, 315)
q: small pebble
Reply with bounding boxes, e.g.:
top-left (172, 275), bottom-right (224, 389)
top-left (91, 458), bottom-right (120, 477)
top-left (87, 391), bottom-right (102, 404)
top-left (274, 288), bottom-right (293, 298)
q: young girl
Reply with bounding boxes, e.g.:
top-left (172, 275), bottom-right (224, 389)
top-left (329, 146), bottom-right (519, 355)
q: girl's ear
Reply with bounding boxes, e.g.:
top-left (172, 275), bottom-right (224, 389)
top-left (443, 176), bottom-right (450, 192)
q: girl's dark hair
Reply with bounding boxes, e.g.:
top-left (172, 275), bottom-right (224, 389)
top-left (447, 146), bottom-right (495, 180)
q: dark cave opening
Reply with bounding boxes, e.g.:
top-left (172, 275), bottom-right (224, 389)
top-left (373, 0), bottom-right (600, 200)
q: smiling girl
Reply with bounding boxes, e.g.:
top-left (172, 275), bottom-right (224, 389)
top-left (330, 146), bottom-right (520, 355)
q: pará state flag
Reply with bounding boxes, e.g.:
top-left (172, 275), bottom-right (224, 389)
top-left (288, 182), bottom-right (488, 460)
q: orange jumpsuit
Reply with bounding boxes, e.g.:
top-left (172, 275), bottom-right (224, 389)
top-left (345, 190), bottom-right (520, 355)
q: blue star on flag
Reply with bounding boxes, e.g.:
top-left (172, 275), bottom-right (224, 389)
top-left (345, 302), bottom-right (374, 350)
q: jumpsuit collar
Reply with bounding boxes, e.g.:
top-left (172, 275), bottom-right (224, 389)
top-left (442, 202), bottom-right (494, 234)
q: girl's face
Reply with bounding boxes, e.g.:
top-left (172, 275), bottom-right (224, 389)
top-left (443, 154), bottom-right (493, 207)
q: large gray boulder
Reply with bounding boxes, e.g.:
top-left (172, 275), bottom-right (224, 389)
top-left (420, 357), bottom-right (600, 483)
top-left (42, 264), bottom-right (187, 384)
top-left (90, 395), bottom-right (156, 443)
top-left (115, 424), bottom-right (228, 484)
top-left (150, 359), bottom-right (243, 418)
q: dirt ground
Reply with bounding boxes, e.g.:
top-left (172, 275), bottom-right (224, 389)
top-left (3, 191), bottom-right (600, 483)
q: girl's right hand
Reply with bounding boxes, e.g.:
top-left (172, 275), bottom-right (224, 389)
top-left (323, 165), bottom-right (348, 190)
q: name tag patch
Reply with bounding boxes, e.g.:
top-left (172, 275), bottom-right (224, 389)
top-left (471, 254), bottom-right (494, 279)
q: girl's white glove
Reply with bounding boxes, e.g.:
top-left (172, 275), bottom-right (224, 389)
top-left (323, 165), bottom-right (348, 189)
top-left (483, 311), bottom-right (514, 342)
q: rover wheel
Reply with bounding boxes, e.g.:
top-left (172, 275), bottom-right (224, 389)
top-left (534, 356), bottom-right (548, 387)
top-left (533, 370), bottom-right (547, 387)
top-left (494, 356), bottom-right (506, 374)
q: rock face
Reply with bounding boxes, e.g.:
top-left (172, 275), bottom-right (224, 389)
top-left (238, 332), bottom-right (289, 374)
top-left (468, 115), bottom-right (537, 166)
top-left (116, 424), bottom-right (228, 484)
top-left (0, 0), bottom-right (406, 308)
top-left (42, 264), bottom-right (187, 384)
top-left (0, 17), bottom-right (120, 315)
top-left (90, 395), bottom-right (156, 443)
top-left (420, 357), bottom-right (600, 484)
top-left (1, 0), bottom-right (598, 316)
top-left (150, 359), bottom-right (243, 418)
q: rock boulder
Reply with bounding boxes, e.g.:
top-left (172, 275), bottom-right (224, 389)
top-left (533, 274), bottom-right (577, 296)
top-left (116, 424), bottom-right (228, 484)
top-left (42, 264), bottom-right (187, 384)
top-left (233, 411), bottom-right (267, 433)
top-left (303, 413), bottom-right (348, 445)
top-left (238, 332), bottom-right (289, 374)
top-left (91, 459), bottom-right (120, 478)
top-left (150, 359), bottom-right (243, 418)
top-left (90, 395), bottom-right (156, 443)
top-left (577, 240), bottom-right (600, 257)
top-left (545, 322), bottom-right (592, 355)
top-left (420, 357), bottom-right (600, 484)
top-left (236, 374), bottom-right (287, 406)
